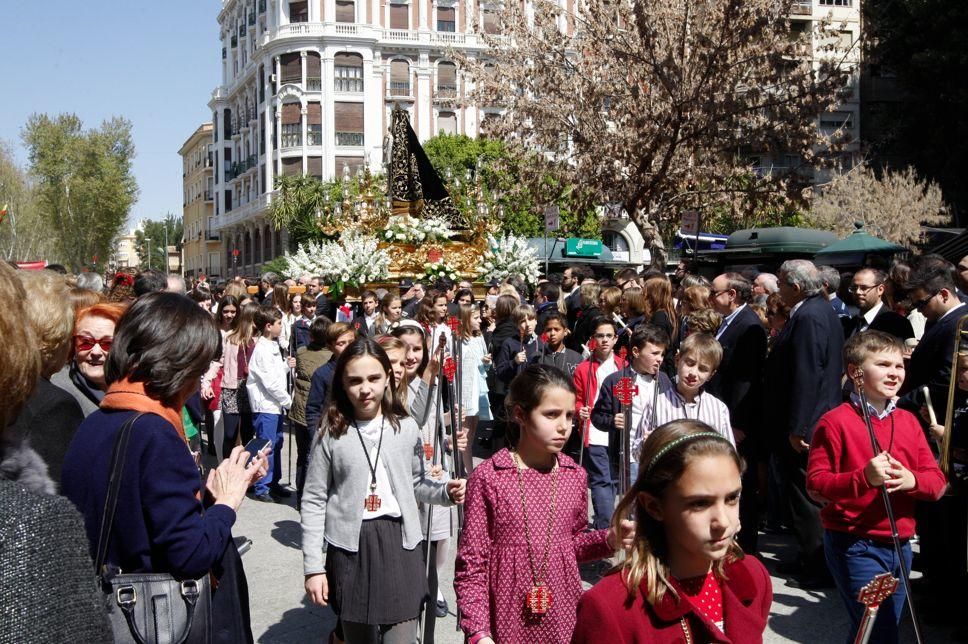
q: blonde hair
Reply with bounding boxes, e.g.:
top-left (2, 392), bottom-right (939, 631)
top-left (223, 281), bottom-right (246, 299)
top-left (511, 303), bottom-right (536, 326)
top-left (458, 303), bottom-right (480, 340)
top-left (677, 332), bottom-right (723, 370)
top-left (611, 420), bottom-right (743, 606)
top-left (375, 335), bottom-right (412, 407)
top-left (18, 270), bottom-right (74, 377)
top-left (685, 309), bottom-right (723, 336)
top-left (0, 264), bottom-right (42, 428)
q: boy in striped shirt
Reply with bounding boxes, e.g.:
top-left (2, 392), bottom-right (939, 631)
top-left (636, 333), bottom-right (735, 457)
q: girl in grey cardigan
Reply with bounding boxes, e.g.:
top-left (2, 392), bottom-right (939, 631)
top-left (301, 338), bottom-right (465, 644)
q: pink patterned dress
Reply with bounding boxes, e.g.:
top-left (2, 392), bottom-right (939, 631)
top-left (455, 448), bottom-right (613, 643)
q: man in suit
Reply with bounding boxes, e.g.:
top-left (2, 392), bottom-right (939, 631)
top-left (351, 289), bottom-right (380, 336)
top-left (842, 268), bottom-right (914, 341)
top-left (708, 272), bottom-right (768, 554)
top-left (818, 265), bottom-right (850, 317)
top-left (562, 265), bottom-right (584, 329)
top-left (765, 259), bottom-right (844, 588)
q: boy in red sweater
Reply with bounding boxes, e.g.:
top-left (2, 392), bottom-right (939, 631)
top-left (807, 331), bottom-right (946, 644)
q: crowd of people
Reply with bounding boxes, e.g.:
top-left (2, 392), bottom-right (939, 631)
top-left (1, 252), bottom-right (965, 643)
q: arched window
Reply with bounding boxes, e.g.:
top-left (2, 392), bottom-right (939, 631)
top-left (603, 230), bottom-right (630, 253)
top-left (389, 59), bottom-right (410, 96)
top-left (334, 52), bottom-right (364, 93)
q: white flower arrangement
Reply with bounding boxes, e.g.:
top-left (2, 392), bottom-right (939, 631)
top-left (423, 257), bottom-right (460, 283)
top-left (381, 214), bottom-right (454, 244)
top-left (478, 234), bottom-right (541, 285)
top-left (284, 231), bottom-right (390, 287)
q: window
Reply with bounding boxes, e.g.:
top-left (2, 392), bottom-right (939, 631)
top-left (390, 3), bottom-right (409, 29)
top-left (289, 1), bottom-right (309, 22)
top-left (281, 103), bottom-right (302, 147)
top-left (437, 7), bottom-right (456, 31)
top-left (482, 10), bottom-right (499, 34)
top-left (336, 0), bottom-right (355, 23)
top-left (819, 0), bottom-right (851, 5)
top-left (437, 112), bottom-right (457, 135)
top-left (836, 30), bottom-right (853, 50)
top-left (306, 52), bottom-right (322, 90)
top-left (335, 102), bottom-right (364, 146)
top-left (819, 110), bottom-right (853, 135)
top-left (307, 157), bottom-right (323, 180)
top-left (335, 53), bottom-right (364, 92)
top-left (389, 60), bottom-right (410, 95)
top-left (281, 52), bottom-right (302, 85)
top-left (437, 62), bottom-right (457, 97)
top-left (335, 156), bottom-right (364, 176)
top-left (307, 102), bottom-right (322, 145)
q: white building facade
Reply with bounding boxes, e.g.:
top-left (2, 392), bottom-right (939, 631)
top-left (210, 0), bottom-right (494, 275)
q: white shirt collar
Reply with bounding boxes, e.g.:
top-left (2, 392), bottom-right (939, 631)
top-left (850, 392), bottom-right (897, 420)
top-left (862, 301), bottom-right (883, 326)
top-left (939, 303), bottom-right (964, 322)
top-left (790, 299), bottom-right (806, 317)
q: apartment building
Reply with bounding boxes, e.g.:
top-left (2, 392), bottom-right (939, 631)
top-left (208, 0), bottom-right (861, 274)
top-left (179, 123), bottom-right (220, 279)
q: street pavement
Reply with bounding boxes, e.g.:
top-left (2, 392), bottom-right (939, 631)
top-left (230, 435), bottom-right (953, 643)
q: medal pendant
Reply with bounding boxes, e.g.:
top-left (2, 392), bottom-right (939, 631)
top-left (525, 583), bottom-right (552, 615)
top-left (364, 493), bottom-right (382, 512)
top-left (423, 442), bottom-right (434, 460)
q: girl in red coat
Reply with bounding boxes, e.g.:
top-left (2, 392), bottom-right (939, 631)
top-left (573, 420), bottom-right (773, 644)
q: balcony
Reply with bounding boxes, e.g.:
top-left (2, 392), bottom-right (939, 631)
top-left (389, 81), bottom-right (412, 97)
top-left (246, 155), bottom-right (257, 171)
top-left (335, 132), bottom-right (364, 147)
top-left (259, 0), bottom-right (266, 12)
top-left (206, 228), bottom-right (221, 241)
top-left (385, 29), bottom-right (419, 43)
top-left (214, 191), bottom-right (274, 230)
top-left (204, 190), bottom-right (214, 201)
top-left (436, 84), bottom-right (457, 99)
top-left (790, 1), bottom-right (812, 15)
top-left (307, 77), bottom-right (322, 91)
top-left (281, 133), bottom-right (303, 148)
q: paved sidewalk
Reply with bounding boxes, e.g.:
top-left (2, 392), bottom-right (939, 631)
top-left (231, 433), bottom-right (952, 643)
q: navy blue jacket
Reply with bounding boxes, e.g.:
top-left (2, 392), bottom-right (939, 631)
top-left (293, 318), bottom-right (312, 350)
top-left (62, 410), bottom-right (235, 579)
top-left (496, 334), bottom-right (544, 385)
top-left (304, 361), bottom-right (337, 432)
top-left (764, 295), bottom-right (845, 443)
top-left (591, 368), bottom-right (672, 463)
top-left (901, 303), bottom-right (968, 420)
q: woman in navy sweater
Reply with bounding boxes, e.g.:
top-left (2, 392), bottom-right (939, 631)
top-left (62, 292), bottom-right (268, 641)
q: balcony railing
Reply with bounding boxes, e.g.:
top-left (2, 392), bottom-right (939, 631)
top-left (436, 84), bottom-right (457, 98)
top-left (335, 132), bottom-right (364, 147)
top-left (791, 1), bottom-right (812, 15)
top-left (307, 128), bottom-right (323, 146)
top-left (281, 134), bottom-right (302, 148)
top-left (389, 81), bottom-right (411, 96)
top-left (307, 77), bottom-right (322, 91)
top-left (335, 77), bottom-right (364, 93)
top-left (206, 229), bottom-right (221, 241)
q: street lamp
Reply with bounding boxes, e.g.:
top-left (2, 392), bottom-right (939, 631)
top-left (146, 237), bottom-right (152, 270)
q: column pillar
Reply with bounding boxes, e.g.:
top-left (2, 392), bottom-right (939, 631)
top-left (301, 104), bottom-right (309, 173)
top-left (364, 55), bottom-right (380, 167)
top-left (415, 53), bottom-right (432, 140)
top-left (323, 54), bottom-right (337, 178)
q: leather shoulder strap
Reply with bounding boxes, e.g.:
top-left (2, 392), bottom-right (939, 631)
top-left (94, 412), bottom-right (145, 575)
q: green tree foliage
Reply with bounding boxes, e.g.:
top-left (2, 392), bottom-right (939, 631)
top-left (0, 141), bottom-right (58, 262)
top-left (863, 0), bottom-right (968, 220)
top-left (134, 214), bottom-right (183, 271)
top-left (21, 114), bottom-right (138, 271)
top-left (423, 134), bottom-right (601, 238)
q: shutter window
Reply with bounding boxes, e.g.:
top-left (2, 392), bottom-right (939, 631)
top-left (437, 6), bottom-right (455, 31)
top-left (282, 157), bottom-right (302, 176)
top-left (307, 157), bottom-right (323, 179)
top-left (390, 60), bottom-right (410, 95)
top-left (437, 62), bottom-right (456, 95)
top-left (336, 0), bottom-right (355, 22)
top-left (290, 1), bottom-right (309, 22)
top-left (307, 102), bottom-right (323, 145)
top-left (335, 156), bottom-right (363, 176)
top-left (335, 103), bottom-right (364, 146)
top-left (482, 10), bottom-right (498, 33)
top-left (281, 52), bottom-right (302, 84)
top-left (390, 3), bottom-right (409, 28)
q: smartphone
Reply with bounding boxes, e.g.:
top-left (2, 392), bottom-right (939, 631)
top-left (243, 437), bottom-right (271, 465)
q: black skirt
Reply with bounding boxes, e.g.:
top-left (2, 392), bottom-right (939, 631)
top-left (326, 517), bottom-right (428, 625)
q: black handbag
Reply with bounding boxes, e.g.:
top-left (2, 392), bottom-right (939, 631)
top-left (94, 413), bottom-right (213, 644)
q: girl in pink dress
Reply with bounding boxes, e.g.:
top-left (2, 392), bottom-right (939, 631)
top-left (455, 365), bottom-right (634, 644)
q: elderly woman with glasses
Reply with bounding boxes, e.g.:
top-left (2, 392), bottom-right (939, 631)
top-left (51, 302), bottom-right (128, 417)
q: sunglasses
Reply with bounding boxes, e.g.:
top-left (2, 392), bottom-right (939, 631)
top-left (74, 335), bottom-right (113, 353)
top-left (911, 290), bottom-right (939, 312)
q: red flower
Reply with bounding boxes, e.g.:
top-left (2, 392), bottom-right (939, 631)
top-left (114, 273), bottom-right (134, 287)
top-left (587, 338), bottom-right (598, 351)
top-left (540, 332), bottom-right (549, 344)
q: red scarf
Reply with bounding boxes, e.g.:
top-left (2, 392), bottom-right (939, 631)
top-left (100, 377), bottom-right (186, 443)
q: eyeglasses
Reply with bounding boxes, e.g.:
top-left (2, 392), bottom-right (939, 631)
top-left (911, 290), bottom-right (939, 311)
top-left (710, 289), bottom-right (730, 297)
top-left (848, 283), bottom-right (880, 294)
top-left (74, 335), bottom-right (113, 353)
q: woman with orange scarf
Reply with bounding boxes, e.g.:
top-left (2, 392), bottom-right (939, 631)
top-left (62, 292), bottom-right (268, 643)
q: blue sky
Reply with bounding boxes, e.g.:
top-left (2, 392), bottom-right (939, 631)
top-left (0, 1), bottom-right (221, 230)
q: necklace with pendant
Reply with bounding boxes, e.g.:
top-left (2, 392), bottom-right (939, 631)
top-left (354, 416), bottom-right (385, 512)
top-left (512, 451), bottom-right (559, 616)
